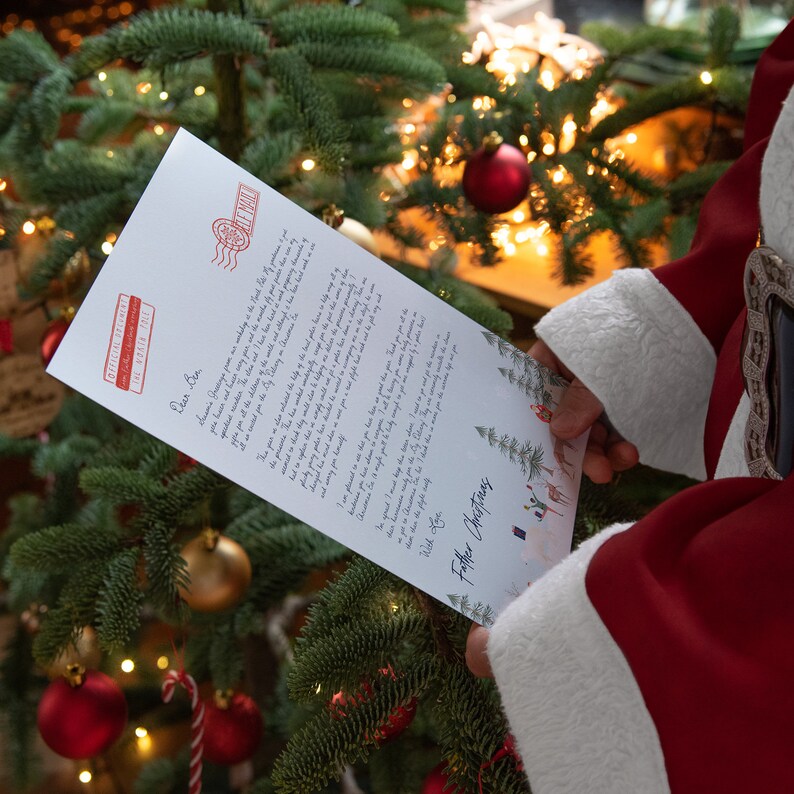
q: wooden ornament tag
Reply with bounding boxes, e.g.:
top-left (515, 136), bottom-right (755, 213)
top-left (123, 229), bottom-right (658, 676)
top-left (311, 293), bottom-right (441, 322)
top-left (0, 250), bottom-right (20, 317)
top-left (0, 354), bottom-right (64, 438)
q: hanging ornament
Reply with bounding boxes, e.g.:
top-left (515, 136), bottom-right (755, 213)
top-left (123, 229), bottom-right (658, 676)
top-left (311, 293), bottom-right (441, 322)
top-left (177, 451), bottom-right (198, 471)
top-left (47, 247), bottom-right (92, 300)
top-left (374, 697), bottom-right (416, 742)
top-left (422, 763), bottom-right (460, 793)
top-left (462, 132), bottom-right (532, 214)
top-left (322, 205), bottom-right (380, 257)
top-left (203, 690), bottom-right (264, 765)
top-left (37, 664), bottom-right (127, 759)
top-left (0, 318), bottom-right (12, 354)
top-left (39, 307), bottom-right (75, 367)
top-left (162, 669), bottom-right (204, 794)
top-left (0, 353), bottom-right (65, 438)
top-left (329, 668), bottom-right (418, 744)
top-left (178, 528), bottom-right (252, 612)
top-left (43, 626), bottom-right (102, 679)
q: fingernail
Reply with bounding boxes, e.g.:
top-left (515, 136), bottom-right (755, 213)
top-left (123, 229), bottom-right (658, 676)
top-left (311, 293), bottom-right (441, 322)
top-left (551, 409), bottom-right (576, 434)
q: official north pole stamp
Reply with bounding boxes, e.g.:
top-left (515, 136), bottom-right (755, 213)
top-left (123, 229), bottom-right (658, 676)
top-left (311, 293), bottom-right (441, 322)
top-left (104, 294), bottom-right (155, 394)
top-left (211, 182), bottom-right (260, 271)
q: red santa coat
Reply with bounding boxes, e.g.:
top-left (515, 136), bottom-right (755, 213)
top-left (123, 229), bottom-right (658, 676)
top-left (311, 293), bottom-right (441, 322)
top-left (487, 24), bottom-right (794, 794)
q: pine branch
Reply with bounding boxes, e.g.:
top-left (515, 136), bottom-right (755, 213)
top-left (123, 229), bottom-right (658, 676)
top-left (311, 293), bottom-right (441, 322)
top-left (288, 612), bottom-right (428, 701)
top-left (266, 48), bottom-right (350, 171)
top-left (271, 6), bottom-right (400, 45)
top-left (210, 621), bottom-right (245, 690)
top-left (95, 548), bottom-right (144, 650)
top-left (114, 8), bottom-right (269, 68)
top-left (0, 30), bottom-right (59, 83)
top-left (273, 657), bottom-right (437, 794)
top-left (79, 466), bottom-right (168, 505)
top-left (30, 67), bottom-right (72, 143)
top-left (434, 661), bottom-right (527, 793)
top-left (298, 557), bottom-right (391, 645)
top-left (293, 41), bottom-right (445, 86)
top-left (10, 523), bottom-right (121, 572)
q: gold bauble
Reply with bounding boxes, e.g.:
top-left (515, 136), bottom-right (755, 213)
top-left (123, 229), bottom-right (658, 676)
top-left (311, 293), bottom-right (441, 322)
top-left (44, 626), bottom-right (102, 679)
top-left (178, 529), bottom-right (252, 612)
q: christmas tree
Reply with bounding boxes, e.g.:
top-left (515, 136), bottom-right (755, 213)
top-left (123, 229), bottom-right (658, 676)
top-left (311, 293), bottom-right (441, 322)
top-left (0, 1), bottom-right (747, 792)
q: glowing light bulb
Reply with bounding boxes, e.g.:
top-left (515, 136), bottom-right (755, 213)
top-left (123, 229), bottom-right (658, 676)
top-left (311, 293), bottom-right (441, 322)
top-left (120, 658), bottom-right (135, 673)
top-left (194, 85), bottom-right (206, 96)
top-left (626, 132), bottom-right (638, 144)
top-left (700, 70), bottom-right (713, 85)
top-left (156, 655), bottom-right (169, 670)
top-left (106, 150), bottom-right (114, 158)
top-left (402, 98), bottom-right (413, 108)
top-left (79, 770), bottom-right (92, 784)
top-left (137, 81), bottom-right (152, 95)
top-left (540, 70), bottom-right (555, 90)
top-left (159, 91), bottom-right (168, 100)
top-left (542, 142), bottom-right (555, 156)
top-left (153, 124), bottom-right (165, 136)
top-left (135, 726), bottom-right (148, 738)
top-left (101, 241), bottom-right (114, 255)
top-left (301, 159), bottom-right (315, 171)
top-left (97, 71), bottom-right (107, 81)
top-left (537, 243), bottom-right (549, 256)
top-left (401, 155), bottom-right (417, 170)
top-left (0, 179), bottom-right (6, 191)
top-left (22, 220), bottom-right (36, 235)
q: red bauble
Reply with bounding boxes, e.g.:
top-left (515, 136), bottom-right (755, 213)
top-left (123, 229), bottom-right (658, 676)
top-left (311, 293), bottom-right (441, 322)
top-left (462, 134), bottom-right (532, 214)
top-left (373, 698), bottom-right (417, 742)
top-left (329, 671), bottom-right (417, 744)
top-left (203, 692), bottom-right (263, 765)
top-left (37, 668), bottom-right (127, 759)
top-left (422, 763), bottom-right (460, 793)
top-left (40, 316), bottom-right (71, 367)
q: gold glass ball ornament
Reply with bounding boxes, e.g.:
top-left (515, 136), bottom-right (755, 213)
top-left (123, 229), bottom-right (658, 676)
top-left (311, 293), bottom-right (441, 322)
top-left (44, 626), bottom-right (102, 679)
top-left (178, 528), bottom-right (252, 612)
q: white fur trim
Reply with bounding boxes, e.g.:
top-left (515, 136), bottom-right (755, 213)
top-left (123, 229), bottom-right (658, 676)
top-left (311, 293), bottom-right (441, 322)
top-left (761, 86), bottom-right (794, 263)
top-left (535, 269), bottom-right (715, 480)
top-left (714, 393), bottom-right (751, 479)
top-left (488, 523), bottom-right (670, 794)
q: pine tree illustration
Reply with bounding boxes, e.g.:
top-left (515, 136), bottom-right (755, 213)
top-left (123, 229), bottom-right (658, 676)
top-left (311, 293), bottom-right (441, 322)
top-left (498, 367), bottom-right (546, 403)
top-left (482, 331), bottom-right (566, 388)
top-left (475, 426), bottom-right (544, 479)
top-left (447, 593), bottom-right (495, 627)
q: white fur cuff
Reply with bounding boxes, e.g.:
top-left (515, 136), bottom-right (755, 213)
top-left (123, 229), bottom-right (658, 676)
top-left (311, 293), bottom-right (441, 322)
top-left (488, 524), bottom-right (670, 794)
top-left (535, 269), bottom-right (715, 480)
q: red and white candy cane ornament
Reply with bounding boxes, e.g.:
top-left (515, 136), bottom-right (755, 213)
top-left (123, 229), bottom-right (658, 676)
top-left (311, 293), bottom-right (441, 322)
top-left (162, 670), bottom-right (205, 794)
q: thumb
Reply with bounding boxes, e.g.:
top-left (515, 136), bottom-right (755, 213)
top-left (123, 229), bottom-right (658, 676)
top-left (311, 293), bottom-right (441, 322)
top-left (550, 378), bottom-right (603, 438)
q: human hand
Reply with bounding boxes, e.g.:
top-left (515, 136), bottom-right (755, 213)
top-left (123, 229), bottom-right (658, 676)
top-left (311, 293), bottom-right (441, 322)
top-left (466, 623), bottom-right (493, 678)
top-left (529, 340), bottom-right (639, 484)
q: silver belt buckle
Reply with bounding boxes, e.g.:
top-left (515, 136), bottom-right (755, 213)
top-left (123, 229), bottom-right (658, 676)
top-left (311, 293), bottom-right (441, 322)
top-left (742, 245), bottom-right (794, 479)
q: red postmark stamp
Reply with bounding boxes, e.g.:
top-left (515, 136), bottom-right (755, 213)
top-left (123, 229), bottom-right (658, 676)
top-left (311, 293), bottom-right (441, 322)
top-left (211, 183), bottom-right (260, 271)
top-left (104, 294), bottom-right (155, 394)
